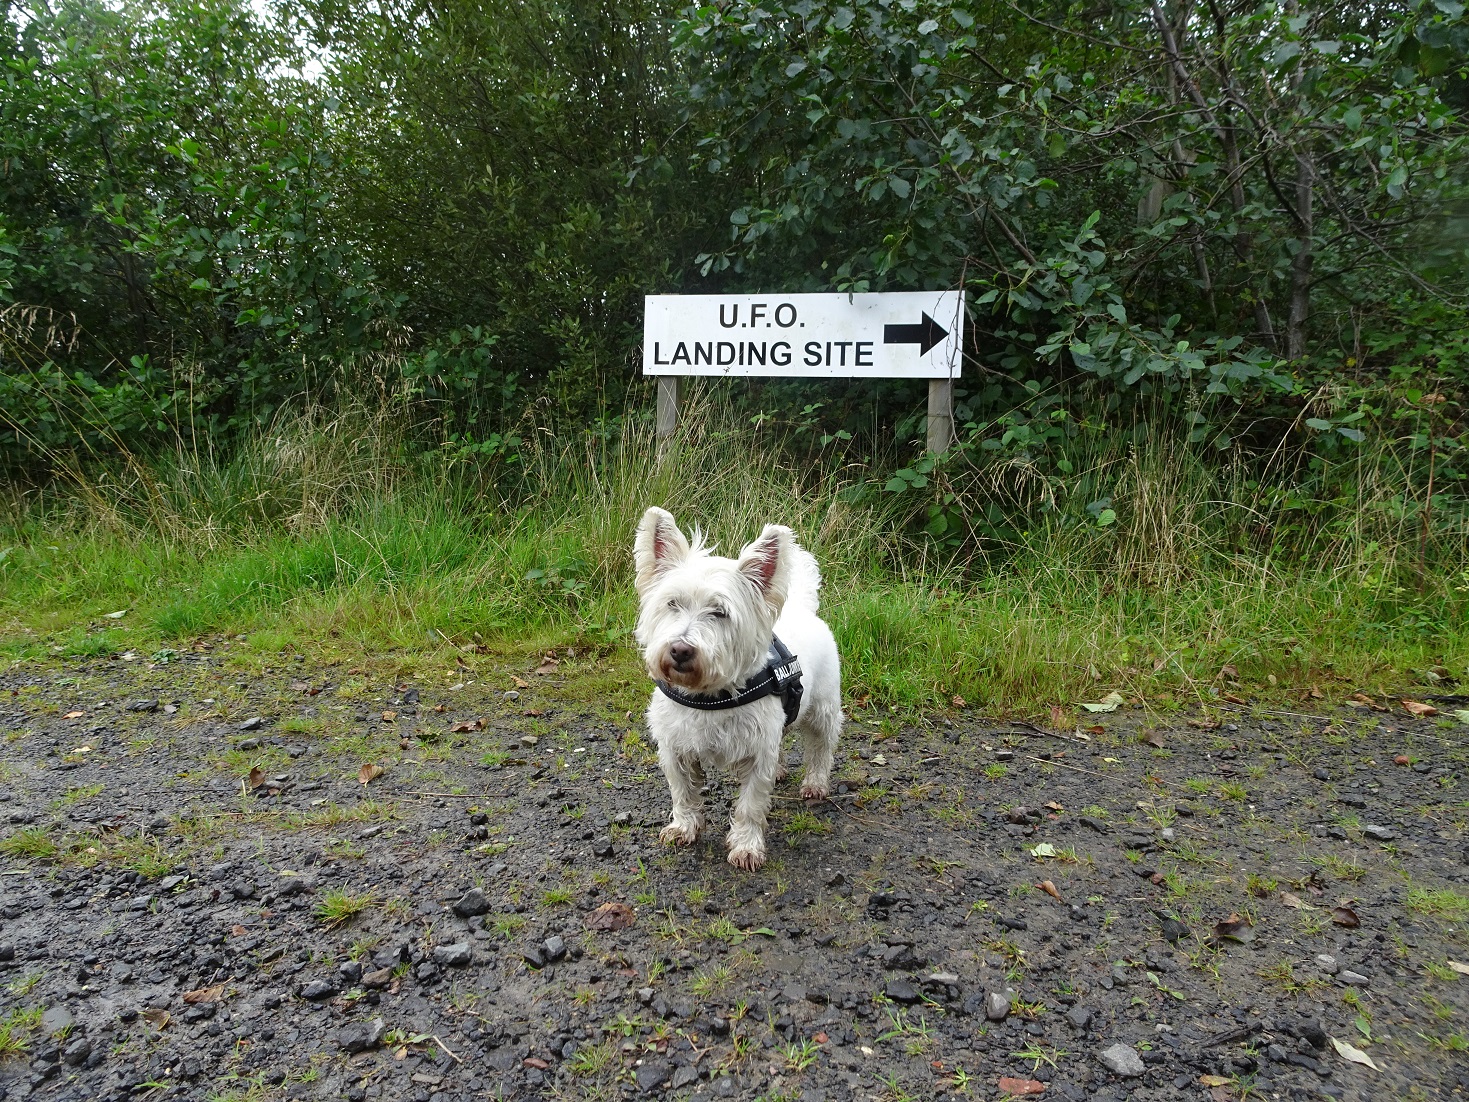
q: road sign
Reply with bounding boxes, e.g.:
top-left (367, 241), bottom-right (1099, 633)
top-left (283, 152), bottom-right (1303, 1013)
top-left (643, 291), bottom-right (964, 379)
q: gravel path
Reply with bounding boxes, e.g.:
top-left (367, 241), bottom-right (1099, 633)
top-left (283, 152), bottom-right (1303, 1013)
top-left (1, 644), bottom-right (1466, 1102)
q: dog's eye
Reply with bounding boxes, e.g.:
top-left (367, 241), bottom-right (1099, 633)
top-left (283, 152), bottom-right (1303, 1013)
top-left (666, 598), bottom-right (679, 610)
top-left (710, 607), bottom-right (728, 619)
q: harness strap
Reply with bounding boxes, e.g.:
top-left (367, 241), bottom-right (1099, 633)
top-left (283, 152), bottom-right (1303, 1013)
top-left (656, 634), bottom-right (804, 728)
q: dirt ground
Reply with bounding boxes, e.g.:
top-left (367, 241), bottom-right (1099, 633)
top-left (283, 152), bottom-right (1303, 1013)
top-left (1, 641), bottom-right (1467, 1102)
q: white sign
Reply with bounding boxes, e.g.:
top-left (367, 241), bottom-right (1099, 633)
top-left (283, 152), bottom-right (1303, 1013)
top-left (643, 291), bottom-right (963, 379)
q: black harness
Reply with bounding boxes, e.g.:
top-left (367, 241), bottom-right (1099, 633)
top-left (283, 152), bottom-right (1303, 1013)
top-left (655, 635), bottom-right (804, 728)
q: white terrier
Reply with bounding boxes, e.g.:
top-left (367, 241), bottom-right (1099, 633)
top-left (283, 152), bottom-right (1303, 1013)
top-left (633, 507), bottom-right (843, 870)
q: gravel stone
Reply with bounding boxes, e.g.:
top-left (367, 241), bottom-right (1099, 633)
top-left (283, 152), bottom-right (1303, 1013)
top-left (1098, 1043), bottom-right (1145, 1077)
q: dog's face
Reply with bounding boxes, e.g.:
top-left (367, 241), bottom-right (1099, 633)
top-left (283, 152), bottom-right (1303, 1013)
top-left (633, 507), bottom-right (794, 693)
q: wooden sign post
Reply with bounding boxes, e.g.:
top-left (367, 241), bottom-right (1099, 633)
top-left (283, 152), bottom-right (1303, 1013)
top-left (643, 291), bottom-right (964, 454)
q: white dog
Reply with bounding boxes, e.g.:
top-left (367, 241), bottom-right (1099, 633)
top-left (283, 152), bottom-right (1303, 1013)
top-left (633, 506), bottom-right (843, 870)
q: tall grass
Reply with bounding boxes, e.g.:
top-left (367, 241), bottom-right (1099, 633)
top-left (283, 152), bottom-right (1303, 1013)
top-left (2, 393), bottom-right (1465, 711)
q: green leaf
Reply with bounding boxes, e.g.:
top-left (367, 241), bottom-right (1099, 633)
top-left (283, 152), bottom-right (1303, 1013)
top-left (1096, 508), bottom-right (1116, 527)
top-left (1305, 418), bottom-right (1334, 431)
top-left (888, 175), bottom-right (911, 199)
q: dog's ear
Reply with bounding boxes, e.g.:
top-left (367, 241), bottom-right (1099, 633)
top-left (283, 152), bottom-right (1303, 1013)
top-left (635, 507), bottom-right (691, 594)
top-left (736, 524), bottom-right (794, 614)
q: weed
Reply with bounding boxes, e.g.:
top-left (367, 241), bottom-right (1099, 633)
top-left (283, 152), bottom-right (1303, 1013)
top-left (782, 1038), bottom-right (821, 1072)
top-left (0, 1008), bottom-right (42, 1060)
top-left (0, 827), bottom-right (58, 860)
top-left (783, 809), bottom-right (831, 839)
top-left (314, 889), bottom-right (376, 928)
top-left (1407, 887), bottom-right (1469, 920)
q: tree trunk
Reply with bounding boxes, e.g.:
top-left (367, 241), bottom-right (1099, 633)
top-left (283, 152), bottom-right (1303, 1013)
top-left (1286, 151), bottom-right (1314, 360)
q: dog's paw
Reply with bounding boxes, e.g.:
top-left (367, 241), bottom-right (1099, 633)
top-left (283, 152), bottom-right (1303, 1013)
top-left (659, 820), bottom-right (702, 846)
top-left (773, 763), bottom-right (789, 782)
top-left (727, 846), bottom-right (766, 871)
top-left (800, 781), bottom-right (829, 801)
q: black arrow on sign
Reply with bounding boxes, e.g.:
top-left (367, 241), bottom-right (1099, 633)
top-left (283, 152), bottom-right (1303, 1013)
top-left (883, 312), bottom-right (949, 355)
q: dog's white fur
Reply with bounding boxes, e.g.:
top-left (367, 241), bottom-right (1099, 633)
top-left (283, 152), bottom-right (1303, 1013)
top-left (633, 507), bottom-right (842, 870)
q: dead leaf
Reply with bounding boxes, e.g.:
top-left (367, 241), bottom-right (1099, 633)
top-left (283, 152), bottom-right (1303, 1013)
top-left (1402, 699), bottom-right (1438, 717)
top-left (1279, 891), bottom-right (1310, 910)
top-left (62, 710), bottom-right (85, 720)
top-left (1152, 655), bottom-right (1168, 672)
top-left (381, 710), bottom-right (398, 721)
top-left (1080, 691), bottom-right (1125, 713)
top-left (1394, 755), bottom-right (1410, 766)
top-left (139, 1008), bottom-right (170, 1029)
top-left (451, 719), bottom-right (486, 733)
top-left (1199, 1075), bottom-right (1233, 1088)
top-left (1331, 906), bottom-right (1360, 929)
top-left (511, 675), bottom-right (530, 689)
top-left (813, 1031), bottom-right (828, 1044)
top-left (1044, 801), bottom-right (1064, 812)
top-left (358, 762), bottom-right (384, 786)
top-left (1223, 693), bottom-right (1246, 705)
top-left (1217, 665), bottom-right (1238, 680)
top-left (1447, 960), bottom-right (1469, 976)
top-left (246, 767), bottom-right (265, 790)
top-left (1330, 1036), bottom-right (1380, 1071)
top-left (585, 902), bottom-right (636, 931)
top-left (1186, 716), bottom-right (1221, 730)
top-left (997, 1078), bottom-right (1045, 1097)
top-left (951, 695), bottom-right (966, 708)
top-left (231, 924), bottom-right (248, 936)
top-left (1036, 879), bottom-right (1063, 902)
top-left (1211, 913), bottom-right (1255, 944)
top-left (535, 655), bottom-right (560, 675)
top-left (1084, 724), bottom-right (1105, 735)
top-left (290, 680), bottom-right (310, 692)
top-left (1308, 686), bottom-right (1324, 700)
top-left (1049, 704), bottom-right (1069, 728)
top-left (182, 984), bottom-right (225, 1004)
top-left (523, 1057), bottom-right (550, 1070)
top-left (1143, 732), bottom-right (1166, 749)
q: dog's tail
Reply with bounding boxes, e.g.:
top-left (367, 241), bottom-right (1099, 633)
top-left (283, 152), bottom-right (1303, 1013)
top-left (785, 541), bottom-right (823, 614)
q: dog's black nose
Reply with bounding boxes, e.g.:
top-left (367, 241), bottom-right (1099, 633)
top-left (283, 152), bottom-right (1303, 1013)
top-left (669, 641), bottom-right (696, 667)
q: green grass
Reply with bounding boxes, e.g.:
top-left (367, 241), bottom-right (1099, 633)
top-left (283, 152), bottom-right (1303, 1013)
top-left (1407, 887), bottom-right (1469, 920)
top-left (0, 827), bottom-right (58, 860)
top-left (2, 402), bottom-right (1466, 715)
top-left (0, 1007), bottom-right (42, 1060)
top-left (314, 889), bottom-right (376, 928)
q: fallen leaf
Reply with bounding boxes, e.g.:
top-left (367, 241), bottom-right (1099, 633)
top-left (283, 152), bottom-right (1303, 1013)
top-left (358, 762), bottom-right (384, 786)
top-left (1447, 960), bottom-right (1469, 975)
top-left (523, 1057), bottom-right (550, 1070)
top-left (1029, 843), bottom-right (1058, 859)
top-left (1049, 703), bottom-right (1069, 728)
top-left (105, 609), bottom-right (128, 619)
top-left (1308, 686), bottom-right (1324, 700)
top-left (1102, 756), bottom-right (1121, 763)
top-left (1211, 913), bottom-right (1255, 944)
top-left (1084, 724), bottom-right (1105, 735)
top-left (511, 675), bottom-right (530, 689)
top-left (1279, 891), bottom-right (1310, 910)
top-left (231, 924), bottom-right (248, 936)
top-left (997, 1078), bottom-right (1045, 1096)
top-left (1330, 1036), bottom-right (1380, 1071)
top-left (951, 695), bottom-right (966, 708)
top-left (1199, 1075), bottom-right (1233, 1088)
top-left (1080, 691), bottom-right (1125, 713)
top-left (290, 680), bottom-right (310, 692)
top-left (1394, 755), bottom-right (1410, 766)
top-left (584, 902), bottom-right (636, 931)
top-left (1143, 732), bottom-right (1166, 749)
top-left (451, 719), bottom-right (486, 733)
top-left (1402, 699), bottom-right (1438, 717)
top-left (813, 1031), bottom-right (828, 1044)
top-left (1223, 693), bottom-right (1246, 705)
top-left (1037, 880), bottom-right (1063, 902)
top-left (246, 767), bottom-right (265, 790)
top-left (1217, 665), bottom-right (1238, 680)
top-left (63, 710), bottom-right (85, 719)
top-left (381, 710), bottom-right (398, 721)
top-left (1152, 655), bottom-right (1168, 672)
top-left (870, 753), bottom-right (887, 766)
top-left (1455, 710), bottom-right (1469, 726)
top-left (1331, 906), bottom-right (1360, 928)
top-left (535, 656), bottom-right (560, 675)
top-left (1186, 716), bottom-right (1221, 730)
top-left (1044, 801), bottom-right (1064, 812)
top-left (182, 984), bottom-right (225, 1004)
top-left (140, 1008), bottom-right (170, 1029)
